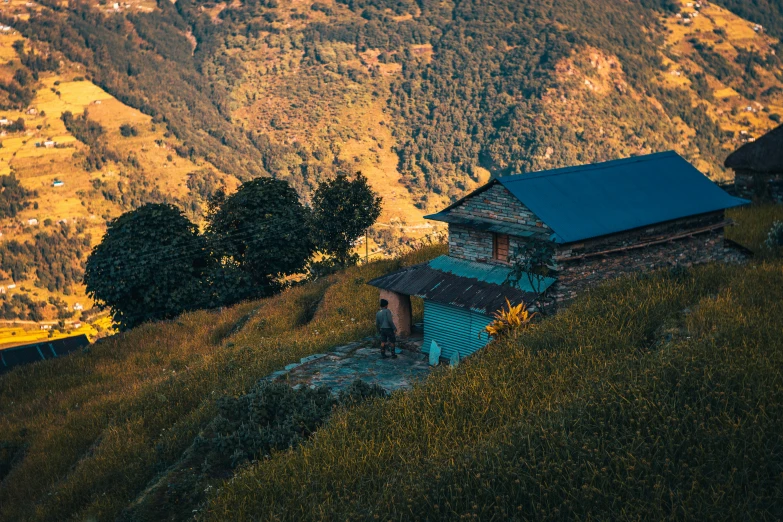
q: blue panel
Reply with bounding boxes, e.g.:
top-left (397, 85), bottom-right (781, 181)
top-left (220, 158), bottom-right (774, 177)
top-left (423, 301), bottom-right (493, 362)
top-left (427, 255), bottom-right (556, 294)
top-left (497, 151), bottom-right (749, 243)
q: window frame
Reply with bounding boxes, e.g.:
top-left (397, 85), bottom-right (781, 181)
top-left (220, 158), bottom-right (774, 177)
top-left (492, 233), bottom-right (510, 263)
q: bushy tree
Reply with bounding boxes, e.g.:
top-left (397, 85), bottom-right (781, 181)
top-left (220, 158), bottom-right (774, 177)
top-left (119, 123), bottom-right (138, 137)
top-left (207, 177), bottom-right (313, 304)
top-left (0, 174), bottom-right (32, 219)
top-left (311, 172), bottom-right (382, 267)
top-left (84, 203), bottom-right (207, 330)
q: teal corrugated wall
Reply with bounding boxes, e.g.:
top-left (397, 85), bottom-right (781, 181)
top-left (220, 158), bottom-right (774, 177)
top-left (422, 301), bottom-right (493, 362)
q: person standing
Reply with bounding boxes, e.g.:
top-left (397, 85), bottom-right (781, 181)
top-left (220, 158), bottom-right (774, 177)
top-left (375, 299), bottom-right (398, 358)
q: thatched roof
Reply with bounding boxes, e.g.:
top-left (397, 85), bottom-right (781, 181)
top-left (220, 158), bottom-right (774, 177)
top-left (725, 124), bottom-right (783, 173)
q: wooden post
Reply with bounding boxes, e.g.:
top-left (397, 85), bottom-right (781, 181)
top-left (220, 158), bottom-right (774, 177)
top-left (365, 229), bottom-right (368, 264)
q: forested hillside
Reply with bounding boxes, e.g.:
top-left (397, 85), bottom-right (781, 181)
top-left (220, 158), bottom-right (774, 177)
top-left (0, 0), bottom-right (780, 321)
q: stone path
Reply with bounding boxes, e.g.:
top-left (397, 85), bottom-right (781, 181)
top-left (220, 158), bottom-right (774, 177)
top-left (263, 337), bottom-right (432, 395)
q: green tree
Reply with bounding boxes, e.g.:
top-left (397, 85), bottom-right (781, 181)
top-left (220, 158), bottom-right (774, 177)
top-left (0, 174), bottom-right (32, 218)
top-left (206, 177), bottom-right (313, 305)
top-left (311, 172), bottom-right (382, 267)
top-left (506, 237), bottom-right (556, 313)
top-left (84, 203), bottom-right (207, 330)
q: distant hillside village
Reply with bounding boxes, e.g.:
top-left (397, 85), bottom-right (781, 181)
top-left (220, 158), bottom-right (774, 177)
top-left (370, 126), bottom-right (783, 364)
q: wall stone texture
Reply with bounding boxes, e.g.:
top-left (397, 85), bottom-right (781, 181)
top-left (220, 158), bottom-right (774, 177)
top-left (551, 232), bottom-right (748, 303)
top-left (449, 224), bottom-right (535, 263)
top-left (734, 170), bottom-right (783, 204)
top-left (449, 183), bottom-right (551, 231)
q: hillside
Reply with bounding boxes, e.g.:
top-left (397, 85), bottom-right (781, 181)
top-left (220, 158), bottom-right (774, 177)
top-left (0, 20), bottom-right (240, 325)
top-left (0, 203), bottom-right (780, 521)
top-left (0, 0), bottom-right (779, 324)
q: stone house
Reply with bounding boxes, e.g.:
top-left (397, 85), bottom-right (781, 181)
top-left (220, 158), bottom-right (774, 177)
top-left (725, 124), bottom-right (783, 203)
top-left (369, 151), bottom-right (749, 364)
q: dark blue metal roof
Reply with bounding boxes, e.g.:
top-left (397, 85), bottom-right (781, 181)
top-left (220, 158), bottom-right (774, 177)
top-left (491, 151), bottom-right (749, 243)
top-left (0, 334), bottom-right (90, 374)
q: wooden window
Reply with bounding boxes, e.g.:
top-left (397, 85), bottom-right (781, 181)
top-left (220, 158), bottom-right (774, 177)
top-left (493, 233), bottom-right (509, 263)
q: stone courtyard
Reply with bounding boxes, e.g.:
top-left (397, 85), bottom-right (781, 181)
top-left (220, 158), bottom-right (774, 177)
top-left (262, 336), bottom-right (432, 395)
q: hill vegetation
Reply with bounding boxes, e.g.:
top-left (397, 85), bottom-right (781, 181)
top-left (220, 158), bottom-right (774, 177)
top-left (0, 0), bottom-right (780, 322)
top-left (0, 243), bottom-right (441, 521)
top-left (0, 203), bottom-right (781, 520)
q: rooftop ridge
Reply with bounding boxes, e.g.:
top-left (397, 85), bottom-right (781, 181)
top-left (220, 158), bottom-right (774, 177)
top-left (498, 150), bottom-right (678, 183)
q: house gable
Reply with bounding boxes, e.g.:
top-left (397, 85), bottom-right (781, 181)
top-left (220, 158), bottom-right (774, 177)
top-left (426, 183), bottom-right (552, 263)
top-left (445, 182), bottom-right (551, 232)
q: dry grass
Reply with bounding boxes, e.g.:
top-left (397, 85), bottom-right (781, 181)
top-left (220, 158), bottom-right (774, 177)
top-left (727, 203), bottom-right (783, 257)
top-left (0, 244), bottom-right (446, 521)
top-left (202, 209), bottom-right (783, 521)
top-left (0, 204), bottom-right (779, 520)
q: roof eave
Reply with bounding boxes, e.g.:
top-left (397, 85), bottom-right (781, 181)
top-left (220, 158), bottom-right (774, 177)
top-left (554, 203), bottom-right (750, 245)
top-left (423, 178), bottom-right (500, 220)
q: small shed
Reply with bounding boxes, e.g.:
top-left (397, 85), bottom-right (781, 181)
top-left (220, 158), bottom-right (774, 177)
top-left (725, 124), bottom-right (783, 203)
top-left (369, 255), bottom-right (554, 362)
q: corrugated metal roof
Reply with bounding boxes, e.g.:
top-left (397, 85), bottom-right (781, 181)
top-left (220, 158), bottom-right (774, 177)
top-left (367, 257), bottom-right (553, 315)
top-left (0, 334), bottom-right (90, 374)
top-left (497, 151), bottom-right (749, 243)
top-left (427, 255), bottom-right (556, 291)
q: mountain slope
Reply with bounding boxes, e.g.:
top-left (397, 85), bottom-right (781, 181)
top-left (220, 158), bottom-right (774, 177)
top-left (0, 0), bottom-right (779, 323)
top-left (0, 27), bottom-right (238, 324)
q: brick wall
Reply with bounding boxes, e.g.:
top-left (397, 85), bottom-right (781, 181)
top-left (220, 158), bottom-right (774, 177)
top-left (450, 183), bottom-right (550, 230)
top-left (734, 170), bottom-right (783, 203)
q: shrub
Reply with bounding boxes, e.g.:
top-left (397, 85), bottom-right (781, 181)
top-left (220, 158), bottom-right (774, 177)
top-left (765, 220), bottom-right (783, 250)
top-left (119, 123), bottom-right (138, 137)
top-left (485, 298), bottom-right (536, 339)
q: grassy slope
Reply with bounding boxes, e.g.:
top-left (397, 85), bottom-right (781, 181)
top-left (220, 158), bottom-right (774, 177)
top-left (201, 205), bottom-right (783, 520)
top-left (0, 206), bottom-right (779, 520)
top-left (0, 244), bottom-right (444, 521)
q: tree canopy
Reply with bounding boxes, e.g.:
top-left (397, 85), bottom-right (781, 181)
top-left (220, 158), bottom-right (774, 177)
top-left (311, 172), bottom-right (382, 266)
top-left (84, 203), bottom-right (207, 330)
top-left (207, 177), bottom-right (314, 304)
top-left (0, 174), bottom-right (32, 219)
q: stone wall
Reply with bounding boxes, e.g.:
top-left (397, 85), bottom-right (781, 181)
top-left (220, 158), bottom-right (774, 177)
top-left (734, 170), bottom-right (783, 204)
top-left (447, 183), bottom-right (550, 262)
top-left (448, 225), bottom-right (533, 263)
top-left (551, 230), bottom-right (747, 302)
top-left (555, 212), bottom-right (726, 261)
top-left (448, 225), bottom-right (494, 262)
top-left (450, 183), bottom-right (550, 230)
